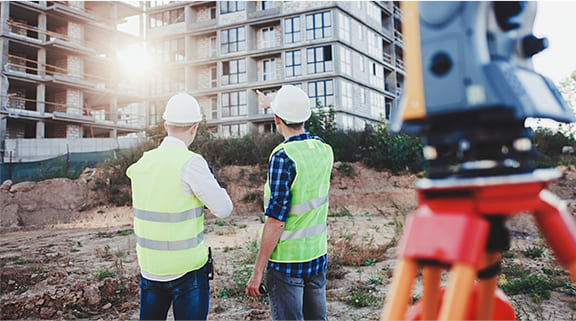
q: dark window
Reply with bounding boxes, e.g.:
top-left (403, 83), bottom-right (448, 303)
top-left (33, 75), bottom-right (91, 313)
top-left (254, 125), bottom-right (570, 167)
top-left (262, 1), bottom-right (273, 10)
top-left (222, 59), bottom-right (246, 85)
top-left (306, 45), bottom-right (333, 74)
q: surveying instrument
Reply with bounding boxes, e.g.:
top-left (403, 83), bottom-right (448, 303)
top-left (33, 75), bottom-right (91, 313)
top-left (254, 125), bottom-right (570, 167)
top-left (381, 2), bottom-right (576, 320)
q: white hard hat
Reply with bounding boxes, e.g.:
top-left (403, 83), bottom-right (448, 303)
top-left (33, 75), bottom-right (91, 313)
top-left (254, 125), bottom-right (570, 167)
top-left (270, 85), bottom-right (311, 123)
top-left (163, 93), bottom-right (203, 126)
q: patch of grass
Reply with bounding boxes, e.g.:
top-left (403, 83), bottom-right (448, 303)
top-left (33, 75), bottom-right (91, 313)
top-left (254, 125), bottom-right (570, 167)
top-left (96, 232), bottom-right (114, 239)
top-left (214, 305), bottom-right (226, 313)
top-left (328, 228), bottom-right (392, 267)
top-left (500, 274), bottom-right (566, 302)
top-left (2, 256), bottom-right (34, 266)
top-left (70, 249), bottom-right (80, 253)
top-left (93, 268), bottom-right (115, 281)
top-left (520, 246), bottom-right (545, 259)
top-left (345, 283), bottom-right (379, 307)
top-left (242, 192), bottom-right (259, 202)
top-left (119, 229), bottom-right (133, 236)
top-left (215, 220), bottom-right (227, 227)
top-left (501, 261), bottom-right (531, 279)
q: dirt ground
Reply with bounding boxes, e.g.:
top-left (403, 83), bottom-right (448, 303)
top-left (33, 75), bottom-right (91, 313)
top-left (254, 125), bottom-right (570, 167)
top-left (2, 163), bottom-right (576, 320)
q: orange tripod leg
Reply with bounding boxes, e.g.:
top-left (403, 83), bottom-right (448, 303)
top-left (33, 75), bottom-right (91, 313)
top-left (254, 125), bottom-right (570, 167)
top-left (475, 253), bottom-right (501, 320)
top-left (438, 263), bottom-right (476, 320)
top-left (421, 265), bottom-right (442, 320)
top-left (380, 259), bottom-right (419, 321)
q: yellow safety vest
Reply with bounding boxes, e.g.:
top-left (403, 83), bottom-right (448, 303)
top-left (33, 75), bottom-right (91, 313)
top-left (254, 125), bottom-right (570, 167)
top-left (126, 147), bottom-right (208, 276)
top-left (263, 138), bottom-right (334, 262)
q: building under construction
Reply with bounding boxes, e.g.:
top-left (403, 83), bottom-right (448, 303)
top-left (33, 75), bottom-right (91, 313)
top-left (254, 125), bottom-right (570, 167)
top-left (145, 1), bottom-right (405, 137)
top-left (0, 1), bottom-right (145, 182)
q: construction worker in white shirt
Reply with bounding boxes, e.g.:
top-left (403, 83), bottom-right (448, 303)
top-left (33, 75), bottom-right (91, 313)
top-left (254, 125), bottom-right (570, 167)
top-left (126, 93), bottom-right (233, 321)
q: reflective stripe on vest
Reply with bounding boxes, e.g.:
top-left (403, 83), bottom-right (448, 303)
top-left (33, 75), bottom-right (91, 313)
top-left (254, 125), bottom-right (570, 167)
top-left (135, 232), bottom-right (204, 251)
top-left (280, 222), bottom-right (327, 241)
top-left (134, 208), bottom-right (204, 223)
top-left (263, 194), bottom-right (329, 215)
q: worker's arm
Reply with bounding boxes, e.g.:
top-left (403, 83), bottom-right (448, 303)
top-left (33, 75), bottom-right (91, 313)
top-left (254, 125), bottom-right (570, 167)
top-left (246, 148), bottom-right (294, 297)
top-left (182, 155), bottom-right (233, 218)
top-left (246, 216), bottom-right (285, 297)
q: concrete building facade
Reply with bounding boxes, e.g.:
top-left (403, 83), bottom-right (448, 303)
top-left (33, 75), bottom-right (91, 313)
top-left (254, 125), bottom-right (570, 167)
top-left (0, 1), bottom-right (145, 169)
top-left (145, 0), bottom-right (405, 137)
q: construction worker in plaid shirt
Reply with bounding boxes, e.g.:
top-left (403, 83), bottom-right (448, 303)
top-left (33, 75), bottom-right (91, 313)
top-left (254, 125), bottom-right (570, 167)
top-left (246, 85), bottom-right (334, 321)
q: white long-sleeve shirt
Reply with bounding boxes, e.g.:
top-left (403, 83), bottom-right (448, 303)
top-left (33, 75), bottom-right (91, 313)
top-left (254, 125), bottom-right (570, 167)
top-left (141, 136), bottom-right (232, 281)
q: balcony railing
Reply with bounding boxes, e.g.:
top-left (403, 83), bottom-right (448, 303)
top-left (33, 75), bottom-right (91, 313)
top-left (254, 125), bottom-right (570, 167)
top-left (394, 30), bottom-right (403, 43)
top-left (7, 20), bottom-right (98, 49)
top-left (383, 52), bottom-right (392, 64)
top-left (2, 94), bottom-right (146, 125)
top-left (6, 54), bottom-right (108, 87)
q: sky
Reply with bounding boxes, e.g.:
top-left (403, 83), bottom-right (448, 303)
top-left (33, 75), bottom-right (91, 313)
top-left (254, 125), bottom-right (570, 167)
top-left (533, 1), bottom-right (576, 84)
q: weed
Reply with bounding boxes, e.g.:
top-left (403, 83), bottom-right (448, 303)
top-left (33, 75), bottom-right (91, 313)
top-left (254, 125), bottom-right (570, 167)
top-left (93, 269), bottom-right (115, 281)
top-left (70, 249), bottom-right (80, 253)
top-left (501, 274), bottom-right (567, 302)
top-left (501, 261), bottom-right (530, 279)
top-left (96, 232), bottom-right (114, 239)
top-left (15, 286), bottom-right (29, 295)
top-left (328, 228), bottom-right (392, 267)
top-left (11, 256), bottom-right (34, 265)
top-left (119, 229), bottom-right (133, 236)
top-left (223, 245), bottom-right (240, 253)
top-left (243, 239), bottom-right (259, 264)
top-left (243, 192), bottom-right (259, 202)
top-left (215, 220), bottom-right (227, 227)
top-left (214, 305), bottom-right (226, 313)
top-left (520, 246), bottom-right (545, 259)
top-left (369, 277), bottom-right (383, 285)
top-left (328, 207), bottom-right (352, 218)
top-left (364, 258), bottom-right (377, 266)
top-left (335, 162), bottom-right (355, 177)
top-left (345, 283), bottom-right (379, 307)
top-left (95, 244), bottom-right (112, 258)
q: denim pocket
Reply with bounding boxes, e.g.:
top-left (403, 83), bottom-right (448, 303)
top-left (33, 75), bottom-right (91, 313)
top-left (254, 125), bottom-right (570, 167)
top-left (269, 268), bottom-right (305, 287)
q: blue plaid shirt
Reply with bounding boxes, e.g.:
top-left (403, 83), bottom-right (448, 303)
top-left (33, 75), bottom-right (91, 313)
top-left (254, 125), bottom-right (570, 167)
top-left (265, 131), bottom-right (327, 278)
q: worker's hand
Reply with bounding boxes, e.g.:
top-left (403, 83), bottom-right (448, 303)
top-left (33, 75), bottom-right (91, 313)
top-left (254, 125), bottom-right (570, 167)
top-left (245, 270), bottom-right (264, 297)
top-left (256, 90), bottom-right (272, 109)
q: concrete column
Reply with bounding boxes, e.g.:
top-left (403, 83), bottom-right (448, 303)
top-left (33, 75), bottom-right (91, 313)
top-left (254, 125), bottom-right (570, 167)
top-left (36, 83), bottom-right (45, 113)
top-left (38, 14), bottom-right (47, 42)
top-left (109, 128), bottom-right (117, 138)
top-left (0, 115), bottom-right (6, 164)
top-left (0, 2), bottom-right (10, 36)
top-left (37, 48), bottom-right (46, 75)
top-left (36, 121), bottom-right (45, 139)
top-left (185, 5), bottom-right (193, 26)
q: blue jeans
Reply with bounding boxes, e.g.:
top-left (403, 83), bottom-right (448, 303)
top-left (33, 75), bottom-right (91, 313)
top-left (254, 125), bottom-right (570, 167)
top-left (266, 268), bottom-right (327, 321)
top-left (139, 264), bottom-right (209, 321)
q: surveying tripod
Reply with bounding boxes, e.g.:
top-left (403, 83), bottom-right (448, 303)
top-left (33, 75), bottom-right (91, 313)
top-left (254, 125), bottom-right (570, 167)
top-left (381, 2), bottom-right (576, 320)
